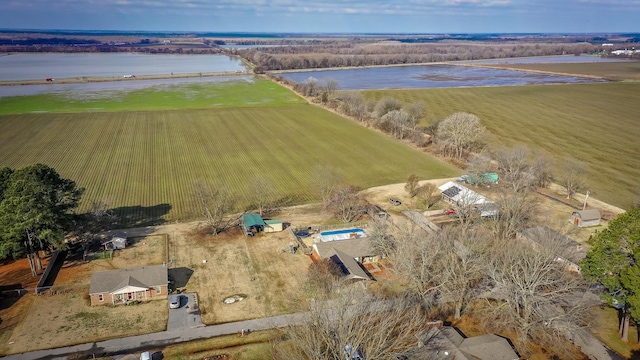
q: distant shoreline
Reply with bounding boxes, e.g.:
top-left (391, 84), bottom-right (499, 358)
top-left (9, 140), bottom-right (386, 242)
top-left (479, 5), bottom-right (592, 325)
top-left (0, 71), bottom-right (249, 86)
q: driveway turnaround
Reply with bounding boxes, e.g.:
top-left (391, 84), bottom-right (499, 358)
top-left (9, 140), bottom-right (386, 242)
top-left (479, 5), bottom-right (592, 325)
top-left (2, 312), bottom-right (308, 360)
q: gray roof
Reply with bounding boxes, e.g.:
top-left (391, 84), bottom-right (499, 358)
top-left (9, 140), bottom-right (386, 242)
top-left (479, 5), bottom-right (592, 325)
top-left (313, 238), bottom-right (372, 259)
top-left (572, 209), bottom-right (601, 221)
top-left (89, 265), bottom-right (168, 295)
top-left (409, 326), bottom-right (519, 360)
top-left (520, 226), bottom-right (587, 264)
top-left (332, 249), bottom-right (370, 281)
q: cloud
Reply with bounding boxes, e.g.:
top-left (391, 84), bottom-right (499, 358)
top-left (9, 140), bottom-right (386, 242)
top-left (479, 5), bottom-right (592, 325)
top-left (0, 0), bottom-right (517, 16)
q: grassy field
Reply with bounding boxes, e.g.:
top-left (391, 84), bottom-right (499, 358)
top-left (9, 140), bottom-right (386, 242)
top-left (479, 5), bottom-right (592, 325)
top-left (362, 82), bottom-right (640, 209)
top-left (0, 76), bottom-right (306, 114)
top-left (162, 330), bottom-right (279, 360)
top-left (492, 61), bottom-right (640, 81)
top-left (0, 103), bottom-right (459, 224)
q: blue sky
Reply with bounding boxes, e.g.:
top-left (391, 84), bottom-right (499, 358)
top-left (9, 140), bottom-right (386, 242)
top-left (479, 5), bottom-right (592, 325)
top-left (1, 0), bottom-right (639, 33)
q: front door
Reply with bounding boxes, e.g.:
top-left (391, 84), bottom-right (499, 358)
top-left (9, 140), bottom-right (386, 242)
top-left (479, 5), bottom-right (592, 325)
top-left (127, 292), bottom-right (133, 300)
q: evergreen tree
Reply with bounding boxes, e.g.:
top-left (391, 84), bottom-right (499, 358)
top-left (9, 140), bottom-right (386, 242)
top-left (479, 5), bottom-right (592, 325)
top-left (581, 209), bottom-right (640, 342)
top-left (0, 164), bottom-right (84, 259)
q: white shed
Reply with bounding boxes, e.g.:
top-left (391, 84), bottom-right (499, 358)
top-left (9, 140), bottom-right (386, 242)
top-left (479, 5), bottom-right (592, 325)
top-left (571, 209), bottom-right (601, 227)
top-left (264, 219), bottom-right (283, 233)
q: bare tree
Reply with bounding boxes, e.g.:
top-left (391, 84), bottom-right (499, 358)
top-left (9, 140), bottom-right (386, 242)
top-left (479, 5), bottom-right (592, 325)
top-left (491, 188), bottom-right (539, 240)
top-left (435, 112), bottom-right (487, 159)
top-left (322, 77), bottom-right (339, 99)
top-left (405, 102), bottom-right (425, 127)
top-left (531, 150), bottom-right (554, 188)
top-left (373, 96), bottom-right (402, 119)
top-left (311, 164), bottom-right (344, 209)
top-left (466, 152), bottom-right (494, 186)
top-left (392, 224), bottom-right (489, 319)
top-left (305, 258), bottom-right (342, 300)
top-left (414, 183), bottom-right (440, 209)
top-left (484, 236), bottom-right (600, 355)
top-left (246, 175), bottom-right (276, 216)
top-left (73, 199), bottom-right (115, 250)
top-left (277, 287), bottom-right (430, 360)
top-left (405, 174), bottom-right (420, 197)
top-left (381, 109), bottom-right (412, 139)
top-left (560, 159), bottom-right (587, 199)
top-left (193, 179), bottom-right (235, 235)
top-left (496, 145), bottom-right (534, 192)
top-left (367, 210), bottom-right (394, 257)
top-left (338, 91), bottom-right (367, 121)
top-left (327, 185), bottom-right (367, 223)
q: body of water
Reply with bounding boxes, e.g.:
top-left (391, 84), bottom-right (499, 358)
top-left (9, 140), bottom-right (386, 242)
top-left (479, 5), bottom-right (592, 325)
top-left (0, 53), bottom-right (246, 81)
top-left (0, 75), bottom-right (255, 98)
top-left (279, 64), bottom-right (605, 90)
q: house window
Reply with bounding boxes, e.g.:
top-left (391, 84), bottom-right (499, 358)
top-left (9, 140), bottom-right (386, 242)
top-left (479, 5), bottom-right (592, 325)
top-left (116, 294), bottom-right (122, 300)
top-left (98, 294), bottom-right (104, 302)
top-left (156, 287), bottom-right (161, 294)
top-left (137, 291), bottom-right (143, 298)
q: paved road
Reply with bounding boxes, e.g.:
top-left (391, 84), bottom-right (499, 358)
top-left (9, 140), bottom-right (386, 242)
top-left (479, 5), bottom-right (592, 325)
top-left (1, 312), bottom-right (308, 360)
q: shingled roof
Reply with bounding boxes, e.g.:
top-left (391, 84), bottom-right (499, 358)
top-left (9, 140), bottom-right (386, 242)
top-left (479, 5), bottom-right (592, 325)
top-left (89, 265), bottom-right (167, 295)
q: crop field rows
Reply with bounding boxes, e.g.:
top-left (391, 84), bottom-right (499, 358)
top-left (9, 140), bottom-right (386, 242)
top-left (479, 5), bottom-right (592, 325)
top-left (363, 82), bottom-right (640, 208)
top-left (0, 105), bottom-right (459, 224)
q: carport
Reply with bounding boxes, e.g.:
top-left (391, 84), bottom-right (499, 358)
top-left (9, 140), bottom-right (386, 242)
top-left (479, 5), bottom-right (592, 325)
top-left (241, 213), bottom-right (267, 237)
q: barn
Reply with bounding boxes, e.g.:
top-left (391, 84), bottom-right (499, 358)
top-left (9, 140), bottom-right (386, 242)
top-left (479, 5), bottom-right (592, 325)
top-left (571, 209), bottom-right (601, 227)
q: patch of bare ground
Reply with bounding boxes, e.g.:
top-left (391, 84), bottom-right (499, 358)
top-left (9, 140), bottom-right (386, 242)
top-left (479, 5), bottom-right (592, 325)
top-left (167, 204), bottom-right (335, 325)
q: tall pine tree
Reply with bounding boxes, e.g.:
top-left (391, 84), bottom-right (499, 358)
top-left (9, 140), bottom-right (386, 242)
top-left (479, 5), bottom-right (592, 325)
top-left (581, 209), bottom-right (640, 342)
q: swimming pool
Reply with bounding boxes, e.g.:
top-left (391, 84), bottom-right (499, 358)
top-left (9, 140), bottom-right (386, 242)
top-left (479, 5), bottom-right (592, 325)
top-left (320, 228), bottom-right (366, 242)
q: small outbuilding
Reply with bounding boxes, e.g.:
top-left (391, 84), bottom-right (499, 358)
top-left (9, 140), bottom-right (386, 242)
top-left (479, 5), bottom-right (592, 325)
top-left (571, 209), bottom-right (601, 227)
top-left (264, 219), bottom-right (283, 233)
top-left (241, 213), bottom-right (267, 237)
top-left (102, 232), bottom-right (128, 250)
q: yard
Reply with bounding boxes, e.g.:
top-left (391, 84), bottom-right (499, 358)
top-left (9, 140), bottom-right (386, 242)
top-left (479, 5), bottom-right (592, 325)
top-left (166, 205), bottom-right (335, 324)
top-left (0, 180), bottom-right (629, 357)
top-left (0, 234), bottom-right (167, 355)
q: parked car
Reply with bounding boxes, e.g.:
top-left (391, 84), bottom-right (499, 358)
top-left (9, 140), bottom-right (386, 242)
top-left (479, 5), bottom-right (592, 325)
top-left (169, 294), bottom-right (180, 309)
top-left (389, 198), bottom-right (402, 206)
top-left (140, 351), bottom-right (151, 360)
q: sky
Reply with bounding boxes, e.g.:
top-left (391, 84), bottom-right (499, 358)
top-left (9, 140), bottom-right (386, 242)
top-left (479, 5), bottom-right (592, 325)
top-left (0, 0), bottom-right (639, 34)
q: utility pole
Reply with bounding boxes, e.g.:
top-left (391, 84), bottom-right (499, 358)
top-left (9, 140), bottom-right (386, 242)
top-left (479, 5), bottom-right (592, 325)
top-left (583, 191), bottom-right (590, 211)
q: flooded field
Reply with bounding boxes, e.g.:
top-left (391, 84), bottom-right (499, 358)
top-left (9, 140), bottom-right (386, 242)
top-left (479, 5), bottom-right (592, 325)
top-left (0, 53), bottom-right (246, 82)
top-left (0, 75), bottom-right (255, 98)
top-left (279, 64), bottom-right (605, 90)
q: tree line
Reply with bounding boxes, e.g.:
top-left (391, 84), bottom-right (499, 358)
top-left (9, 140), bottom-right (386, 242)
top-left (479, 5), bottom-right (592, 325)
top-left (240, 42), bottom-right (598, 71)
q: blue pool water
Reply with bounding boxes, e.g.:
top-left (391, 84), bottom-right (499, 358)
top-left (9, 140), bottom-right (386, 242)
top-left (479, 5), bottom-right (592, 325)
top-left (320, 228), bottom-right (366, 242)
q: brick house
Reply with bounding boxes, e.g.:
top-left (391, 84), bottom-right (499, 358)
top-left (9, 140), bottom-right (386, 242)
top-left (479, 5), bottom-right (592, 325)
top-left (89, 265), bottom-right (168, 306)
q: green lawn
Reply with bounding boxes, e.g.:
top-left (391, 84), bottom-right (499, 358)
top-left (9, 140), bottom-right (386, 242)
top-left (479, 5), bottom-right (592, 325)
top-left (0, 76), bottom-right (306, 114)
top-left (0, 105), bottom-right (459, 225)
top-left (363, 82), bottom-right (640, 209)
